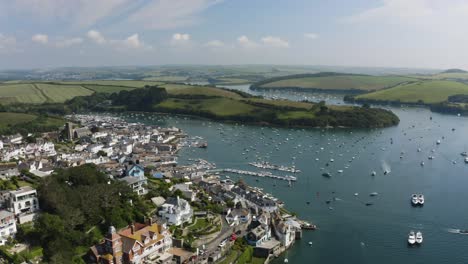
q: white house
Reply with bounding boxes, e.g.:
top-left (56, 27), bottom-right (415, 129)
top-left (159, 197), bottom-right (193, 226)
top-left (8, 186), bottom-right (39, 224)
top-left (0, 210), bottom-right (16, 246)
top-left (225, 208), bottom-right (251, 226)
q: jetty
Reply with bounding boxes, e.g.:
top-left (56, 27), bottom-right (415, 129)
top-left (248, 161), bottom-right (301, 173)
top-left (220, 168), bottom-right (297, 181)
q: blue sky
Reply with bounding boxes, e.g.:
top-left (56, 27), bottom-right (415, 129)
top-left (0, 0), bottom-right (467, 70)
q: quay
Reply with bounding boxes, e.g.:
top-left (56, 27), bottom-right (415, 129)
top-left (215, 168), bottom-right (297, 181)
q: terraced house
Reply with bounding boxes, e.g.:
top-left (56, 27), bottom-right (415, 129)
top-left (89, 221), bottom-right (173, 264)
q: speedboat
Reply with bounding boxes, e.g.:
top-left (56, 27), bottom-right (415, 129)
top-left (418, 194), bottom-right (425, 205)
top-left (459, 230), bottom-right (468, 234)
top-left (416, 231), bottom-right (423, 244)
top-left (411, 194), bottom-right (419, 206)
top-left (408, 231), bottom-right (416, 245)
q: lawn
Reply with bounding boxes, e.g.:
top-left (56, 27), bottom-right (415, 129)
top-left (35, 83), bottom-right (94, 102)
top-left (246, 98), bottom-right (314, 110)
top-left (188, 217), bottom-right (210, 231)
top-left (259, 75), bottom-right (416, 91)
top-left (0, 83), bottom-right (46, 103)
top-left (0, 112), bottom-right (37, 129)
top-left (356, 80), bottom-right (468, 103)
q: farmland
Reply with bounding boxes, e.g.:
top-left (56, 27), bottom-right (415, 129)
top-left (252, 73), bottom-right (417, 92)
top-left (355, 80), bottom-right (468, 104)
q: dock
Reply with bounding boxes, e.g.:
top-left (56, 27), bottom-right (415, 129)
top-left (221, 168), bottom-right (297, 181)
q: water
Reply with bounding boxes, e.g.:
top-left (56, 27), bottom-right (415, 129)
top-left (119, 86), bottom-right (468, 264)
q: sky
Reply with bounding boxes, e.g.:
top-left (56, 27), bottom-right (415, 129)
top-left (1, 0), bottom-right (468, 70)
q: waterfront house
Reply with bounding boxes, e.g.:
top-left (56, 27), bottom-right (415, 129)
top-left (159, 197), bottom-right (193, 226)
top-left (88, 221), bottom-right (173, 264)
top-left (0, 210), bottom-right (16, 246)
top-left (246, 225), bottom-right (271, 247)
top-left (8, 186), bottom-right (39, 224)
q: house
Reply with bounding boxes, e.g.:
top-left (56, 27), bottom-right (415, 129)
top-left (246, 225), bottom-right (271, 247)
top-left (120, 175), bottom-right (148, 196)
top-left (151, 196), bottom-right (166, 207)
top-left (126, 164), bottom-right (145, 178)
top-left (0, 163), bottom-right (19, 179)
top-left (173, 183), bottom-right (197, 202)
top-left (0, 210), bottom-right (16, 246)
top-left (272, 217), bottom-right (297, 248)
top-left (88, 221), bottom-right (173, 264)
top-left (74, 127), bottom-right (92, 139)
top-left (159, 197), bottom-right (193, 226)
top-left (225, 208), bottom-right (250, 226)
top-left (8, 186), bottom-right (39, 224)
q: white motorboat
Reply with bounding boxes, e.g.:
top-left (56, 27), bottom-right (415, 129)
top-left (371, 171), bottom-right (376, 176)
top-left (418, 194), bottom-right (425, 205)
top-left (416, 231), bottom-right (423, 244)
top-left (370, 192), bottom-right (378, 197)
top-left (436, 140), bottom-right (441, 145)
top-left (465, 157), bottom-right (468, 164)
top-left (411, 194), bottom-right (419, 206)
top-left (408, 231), bottom-right (416, 245)
top-left (420, 161), bottom-right (425, 166)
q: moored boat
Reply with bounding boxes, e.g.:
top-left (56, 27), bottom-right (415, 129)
top-left (408, 231), bottom-right (416, 245)
top-left (416, 231), bottom-right (423, 244)
top-left (418, 194), bottom-right (425, 205)
top-left (411, 194), bottom-right (419, 206)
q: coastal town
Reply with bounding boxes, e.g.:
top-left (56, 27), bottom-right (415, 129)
top-left (0, 114), bottom-right (314, 264)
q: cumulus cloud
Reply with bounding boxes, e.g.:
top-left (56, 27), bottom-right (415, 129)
top-left (204, 40), bottom-right (224, 47)
top-left (304, 33), bottom-right (319, 39)
top-left (55, 37), bottom-right (83, 48)
top-left (87, 30), bottom-right (106, 44)
top-left (32, 34), bottom-right (48, 44)
top-left (172, 33), bottom-right (190, 41)
top-left (261, 36), bottom-right (289, 48)
top-left (237, 35), bottom-right (258, 48)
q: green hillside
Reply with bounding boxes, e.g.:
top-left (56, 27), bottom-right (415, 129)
top-left (355, 80), bottom-right (468, 104)
top-left (252, 73), bottom-right (416, 92)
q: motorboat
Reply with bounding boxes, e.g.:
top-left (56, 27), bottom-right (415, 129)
top-left (436, 140), bottom-right (441, 145)
top-left (411, 194), bottom-right (419, 206)
top-left (460, 152), bottom-right (467, 157)
top-left (416, 231), bottom-right (423, 244)
top-left (465, 157), bottom-right (468, 164)
top-left (370, 192), bottom-right (378, 197)
top-left (420, 161), bottom-right (425, 166)
top-left (383, 170), bottom-right (390, 175)
top-left (371, 171), bottom-right (377, 176)
top-left (322, 172), bottom-right (331, 178)
top-left (418, 194), bottom-right (425, 205)
top-left (408, 231), bottom-right (416, 245)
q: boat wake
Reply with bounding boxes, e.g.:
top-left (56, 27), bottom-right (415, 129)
top-left (447, 228), bottom-right (468, 234)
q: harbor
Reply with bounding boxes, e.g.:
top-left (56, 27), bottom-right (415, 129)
top-left (248, 161), bottom-right (301, 173)
top-left (221, 168), bottom-right (297, 181)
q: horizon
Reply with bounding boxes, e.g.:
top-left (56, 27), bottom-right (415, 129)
top-left (2, 0), bottom-right (468, 70)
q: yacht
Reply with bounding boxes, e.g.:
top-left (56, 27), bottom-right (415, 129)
top-left (322, 172), bottom-right (331, 178)
top-left (408, 231), bottom-right (416, 245)
top-left (436, 140), bottom-right (441, 145)
top-left (416, 231), bottom-right (423, 244)
top-left (371, 171), bottom-right (376, 176)
top-left (411, 194), bottom-right (419, 206)
top-left (369, 192), bottom-right (378, 197)
top-left (465, 157), bottom-right (468, 164)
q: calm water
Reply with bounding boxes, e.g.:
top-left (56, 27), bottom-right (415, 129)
top-left (120, 86), bottom-right (468, 264)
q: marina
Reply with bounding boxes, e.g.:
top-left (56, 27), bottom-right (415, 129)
top-left (248, 161), bottom-right (301, 173)
top-left (221, 168), bottom-right (297, 181)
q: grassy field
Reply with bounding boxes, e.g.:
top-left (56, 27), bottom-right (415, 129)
top-left (52, 80), bottom-right (164, 87)
top-left (162, 83), bottom-right (243, 99)
top-left (157, 98), bottom-right (257, 116)
top-left (0, 112), bottom-right (37, 129)
top-left (35, 83), bottom-right (94, 102)
top-left (0, 83), bottom-right (46, 103)
top-left (356, 80), bottom-right (468, 104)
top-left (83, 84), bottom-right (137, 93)
top-left (257, 75), bottom-right (416, 91)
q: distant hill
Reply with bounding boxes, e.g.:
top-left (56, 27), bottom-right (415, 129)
top-left (251, 72), bottom-right (416, 92)
top-left (441, 69), bottom-right (467, 74)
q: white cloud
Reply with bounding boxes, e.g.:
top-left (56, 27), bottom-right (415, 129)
top-left (32, 34), bottom-right (48, 44)
top-left (237, 35), bottom-right (258, 48)
top-left (0, 0), bottom-right (130, 28)
top-left (172, 33), bottom-right (190, 41)
top-left (87, 30), bottom-right (106, 44)
top-left (55, 37), bottom-right (83, 48)
top-left (0, 34), bottom-right (17, 53)
top-left (304, 33), bottom-right (319, 39)
top-left (344, 0), bottom-right (433, 24)
top-left (127, 0), bottom-right (222, 30)
top-left (205, 40), bottom-right (224, 47)
top-left (261, 36), bottom-right (289, 48)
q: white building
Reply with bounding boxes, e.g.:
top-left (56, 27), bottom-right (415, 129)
top-left (8, 186), bottom-right (40, 224)
top-left (0, 210), bottom-right (16, 246)
top-left (159, 197), bottom-right (193, 226)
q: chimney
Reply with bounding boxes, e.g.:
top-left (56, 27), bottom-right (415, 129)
top-left (130, 224), bottom-right (135, 234)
